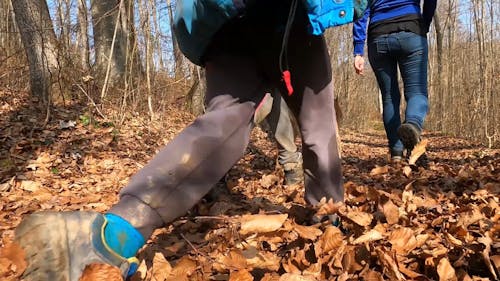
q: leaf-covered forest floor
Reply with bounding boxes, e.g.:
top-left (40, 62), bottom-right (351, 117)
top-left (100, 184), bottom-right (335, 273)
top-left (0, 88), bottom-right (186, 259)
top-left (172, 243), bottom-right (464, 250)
top-left (0, 90), bottom-right (499, 281)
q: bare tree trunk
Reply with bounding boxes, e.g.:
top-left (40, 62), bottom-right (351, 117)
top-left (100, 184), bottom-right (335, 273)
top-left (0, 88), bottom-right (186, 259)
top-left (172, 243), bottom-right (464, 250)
top-left (433, 13), bottom-right (444, 131)
top-left (167, 0), bottom-right (184, 78)
top-left (56, 0), bottom-right (70, 50)
top-left (0, 0), bottom-right (9, 52)
top-left (0, 0), bottom-right (23, 85)
top-left (77, 0), bottom-right (90, 71)
top-left (138, 0), bottom-right (154, 119)
top-left (122, 0), bottom-right (142, 77)
top-left (0, 0), bottom-right (18, 54)
top-left (91, 0), bottom-right (128, 86)
top-left (186, 66), bottom-right (206, 116)
top-left (11, 0), bottom-right (59, 104)
top-left (150, 0), bottom-right (164, 70)
top-left (445, 0), bottom-right (457, 134)
top-left (486, 0), bottom-right (498, 146)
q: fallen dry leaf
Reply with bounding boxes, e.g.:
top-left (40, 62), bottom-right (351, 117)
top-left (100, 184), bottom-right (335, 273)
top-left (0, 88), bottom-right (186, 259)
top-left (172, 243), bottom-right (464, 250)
top-left (278, 273), bottom-right (316, 281)
top-left (19, 180), bottom-right (41, 192)
top-left (360, 269), bottom-right (384, 281)
top-left (219, 250), bottom-right (247, 270)
top-left (457, 208), bottom-right (485, 228)
top-left (1, 90), bottom-right (498, 281)
top-left (408, 139), bottom-right (428, 165)
top-left (316, 198), bottom-right (344, 216)
top-left (398, 264), bottom-right (423, 279)
top-left (302, 262), bottom-right (321, 278)
top-left (491, 255), bottom-right (500, 276)
top-left (379, 195), bottom-right (400, 225)
top-left (292, 223), bottom-right (323, 240)
top-left (229, 269), bottom-right (254, 281)
top-left (79, 263), bottom-right (123, 281)
top-left (167, 256), bottom-right (197, 281)
top-left (403, 165), bottom-right (412, 177)
top-left (0, 242), bottom-right (28, 276)
top-left (260, 174), bottom-right (279, 188)
top-left (151, 252), bottom-right (172, 280)
top-left (321, 225), bottom-right (344, 253)
top-left (0, 242), bottom-right (26, 277)
top-left (444, 232), bottom-right (463, 246)
top-left (352, 229), bottom-right (384, 244)
top-left (376, 248), bottom-right (405, 281)
top-left (342, 246), bottom-right (365, 273)
top-left (243, 247), bottom-right (281, 271)
top-left (239, 214), bottom-right (288, 235)
top-left (456, 268), bottom-right (473, 281)
top-left (370, 165), bottom-right (389, 176)
top-left (478, 234), bottom-right (497, 280)
top-left (436, 257), bottom-right (457, 281)
top-left (346, 210), bottom-right (373, 227)
top-left (389, 227), bottom-right (418, 255)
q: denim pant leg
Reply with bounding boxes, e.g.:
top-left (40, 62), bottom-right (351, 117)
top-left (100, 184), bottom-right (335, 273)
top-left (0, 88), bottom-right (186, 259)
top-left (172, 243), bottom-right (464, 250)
top-left (368, 36), bottom-right (404, 152)
top-left (397, 32), bottom-right (429, 129)
top-left (109, 54), bottom-right (266, 238)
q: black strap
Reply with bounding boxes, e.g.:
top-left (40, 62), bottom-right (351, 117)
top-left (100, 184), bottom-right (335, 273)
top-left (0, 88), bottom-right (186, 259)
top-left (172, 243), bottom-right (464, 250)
top-left (279, 0), bottom-right (298, 73)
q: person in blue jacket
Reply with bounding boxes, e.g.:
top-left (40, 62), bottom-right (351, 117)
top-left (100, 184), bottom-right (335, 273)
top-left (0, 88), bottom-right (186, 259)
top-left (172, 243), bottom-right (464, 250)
top-left (13, 0), bottom-right (366, 280)
top-left (353, 0), bottom-right (436, 161)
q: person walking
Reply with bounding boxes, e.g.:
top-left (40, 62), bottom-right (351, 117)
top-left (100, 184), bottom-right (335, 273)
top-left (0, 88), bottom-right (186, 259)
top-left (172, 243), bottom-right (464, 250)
top-left (353, 0), bottom-right (437, 161)
top-left (13, 0), bottom-right (367, 280)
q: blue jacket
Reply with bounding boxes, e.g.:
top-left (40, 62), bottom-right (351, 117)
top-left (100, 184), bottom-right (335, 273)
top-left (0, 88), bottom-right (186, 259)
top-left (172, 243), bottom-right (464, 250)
top-left (352, 0), bottom-right (437, 55)
top-left (174, 0), bottom-right (368, 65)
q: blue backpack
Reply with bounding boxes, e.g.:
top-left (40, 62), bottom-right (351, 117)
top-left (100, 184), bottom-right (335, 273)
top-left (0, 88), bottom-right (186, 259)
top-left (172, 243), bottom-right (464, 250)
top-left (174, 0), bottom-right (369, 65)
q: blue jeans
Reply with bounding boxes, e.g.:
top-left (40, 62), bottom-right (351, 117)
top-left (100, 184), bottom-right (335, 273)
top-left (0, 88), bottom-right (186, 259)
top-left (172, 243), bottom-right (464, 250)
top-left (368, 31), bottom-right (429, 153)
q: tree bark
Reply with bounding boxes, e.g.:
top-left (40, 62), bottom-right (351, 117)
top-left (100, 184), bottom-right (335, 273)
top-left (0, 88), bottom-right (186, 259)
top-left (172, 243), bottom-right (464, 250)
top-left (91, 0), bottom-right (130, 87)
top-left (138, 0), bottom-right (154, 118)
top-left (433, 13), bottom-right (444, 130)
top-left (11, 0), bottom-right (59, 104)
top-left (186, 66), bottom-right (206, 116)
top-left (77, 0), bottom-right (90, 71)
top-left (167, 0), bottom-right (184, 78)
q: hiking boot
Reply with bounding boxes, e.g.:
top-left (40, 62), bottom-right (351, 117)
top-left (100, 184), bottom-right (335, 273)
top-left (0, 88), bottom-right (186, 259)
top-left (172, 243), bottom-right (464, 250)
top-left (283, 162), bottom-right (303, 185)
top-left (203, 176), bottom-right (230, 203)
top-left (279, 150), bottom-right (303, 185)
top-left (311, 214), bottom-right (348, 234)
top-left (312, 214), bottom-right (341, 227)
top-left (389, 149), bottom-right (404, 162)
top-left (15, 211), bottom-right (144, 281)
top-left (397, 123), bottom-right (421, 151)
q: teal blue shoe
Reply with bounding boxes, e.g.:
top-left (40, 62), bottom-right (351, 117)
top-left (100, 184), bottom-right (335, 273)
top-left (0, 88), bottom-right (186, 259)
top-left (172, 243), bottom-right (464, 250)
top-left (311, 214), bottom-right (347, 234)
top-left (15, 211), bottom-right (145, 281)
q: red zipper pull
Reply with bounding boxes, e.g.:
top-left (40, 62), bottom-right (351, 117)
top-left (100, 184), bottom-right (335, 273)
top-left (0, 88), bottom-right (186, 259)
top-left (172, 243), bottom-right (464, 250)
top-left (282, 70), bottom-right (294, 96)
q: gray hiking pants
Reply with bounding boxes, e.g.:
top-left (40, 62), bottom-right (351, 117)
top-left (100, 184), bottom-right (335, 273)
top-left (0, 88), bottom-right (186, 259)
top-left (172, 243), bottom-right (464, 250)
top-left (261, 91), bottom-right (302, 167)
top-left (110, 17), bottom-right (343, 238)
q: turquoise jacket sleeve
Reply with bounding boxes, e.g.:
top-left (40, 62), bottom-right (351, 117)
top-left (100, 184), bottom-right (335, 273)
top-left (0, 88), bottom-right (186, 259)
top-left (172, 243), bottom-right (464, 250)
top-left (304, 0), bottom-right (355, 35)
top-left (352, 6), bottom-right (370, 56)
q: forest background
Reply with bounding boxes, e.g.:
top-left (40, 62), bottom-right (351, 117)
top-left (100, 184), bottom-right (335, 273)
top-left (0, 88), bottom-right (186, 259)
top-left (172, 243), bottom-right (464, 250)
top-left (0, 0), bottom-right (498, 148)
top-left (0, 1), bottom-right (499, 280)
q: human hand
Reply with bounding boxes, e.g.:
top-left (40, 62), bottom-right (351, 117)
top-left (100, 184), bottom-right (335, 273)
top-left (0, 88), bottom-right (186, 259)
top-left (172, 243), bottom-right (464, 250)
top-left (354, 55), bottom-right (365, 75)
